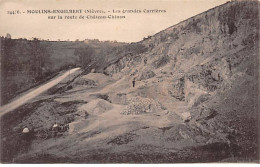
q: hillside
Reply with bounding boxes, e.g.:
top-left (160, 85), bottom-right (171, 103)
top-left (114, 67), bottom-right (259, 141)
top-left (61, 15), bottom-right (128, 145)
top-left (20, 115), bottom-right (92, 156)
top-left (0, 38), bottom-right (128, 105)
top-left (1, 0), bottom-right (259, 163)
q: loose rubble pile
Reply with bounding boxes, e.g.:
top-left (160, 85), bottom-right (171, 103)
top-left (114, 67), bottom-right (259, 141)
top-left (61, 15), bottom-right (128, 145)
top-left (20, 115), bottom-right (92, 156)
top-left (137, 69), bottom-right (156, 81)
top-left (121, 96), bottom-right (161, 115)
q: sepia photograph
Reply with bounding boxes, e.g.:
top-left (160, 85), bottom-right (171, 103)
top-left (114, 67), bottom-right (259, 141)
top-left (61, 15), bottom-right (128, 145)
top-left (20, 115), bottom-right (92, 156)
top-left (0, 0), bottom-right (259, 164)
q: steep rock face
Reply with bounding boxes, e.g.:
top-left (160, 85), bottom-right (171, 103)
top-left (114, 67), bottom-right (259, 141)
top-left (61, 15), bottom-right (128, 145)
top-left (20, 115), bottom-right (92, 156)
top-left (104, 0), bottom-right (258, 105)
top-left (169, 76), bottom-right (185, 101)
top-left (104, 53), bottom-right (142, 75)
top-left (102, 0), bottom-right (259, 158)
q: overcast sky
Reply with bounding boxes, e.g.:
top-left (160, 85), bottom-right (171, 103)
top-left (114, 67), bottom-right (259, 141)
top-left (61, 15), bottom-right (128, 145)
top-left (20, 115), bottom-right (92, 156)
top-left (0, 0), bottom-right (228, 42)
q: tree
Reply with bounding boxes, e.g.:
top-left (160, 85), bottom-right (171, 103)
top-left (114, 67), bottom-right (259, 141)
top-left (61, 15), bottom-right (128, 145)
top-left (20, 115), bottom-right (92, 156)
top-left (29, 38), bottom-right (50, 80)
top-left (5, 33), bottom-right (11, 39)
top-left (74, 46), bottom-right (94, 68)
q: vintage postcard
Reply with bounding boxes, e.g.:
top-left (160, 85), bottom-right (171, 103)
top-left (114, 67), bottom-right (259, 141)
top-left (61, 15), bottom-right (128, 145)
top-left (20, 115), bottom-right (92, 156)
top-left (0, 0), bottom-right (259, 163)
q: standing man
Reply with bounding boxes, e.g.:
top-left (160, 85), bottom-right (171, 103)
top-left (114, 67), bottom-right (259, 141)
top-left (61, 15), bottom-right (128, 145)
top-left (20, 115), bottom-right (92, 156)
top-left (52, 122), bottom-right (59, 137)
top-left (132, 78), bottom-right (136, 88)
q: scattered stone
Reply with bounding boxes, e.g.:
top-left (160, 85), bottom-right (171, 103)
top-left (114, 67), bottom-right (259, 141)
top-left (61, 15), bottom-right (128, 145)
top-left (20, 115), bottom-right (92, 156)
top-left (181, 112), bottom-right (192, 122)
top-left (121, 97), bottom-right (161, 115)
top-left (137, 70), bottom-right (155, 81)
top-left (22, 128), bottom-right (30, 133)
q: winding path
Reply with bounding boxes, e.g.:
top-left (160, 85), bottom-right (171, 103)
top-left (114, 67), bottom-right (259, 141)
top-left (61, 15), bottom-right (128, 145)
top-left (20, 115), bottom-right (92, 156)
top-left (0, 68), bottom-right (81, 117)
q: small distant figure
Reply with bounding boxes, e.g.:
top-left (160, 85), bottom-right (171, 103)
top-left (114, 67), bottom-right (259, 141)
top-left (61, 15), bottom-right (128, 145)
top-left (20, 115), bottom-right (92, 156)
top-left (226, 59), bottom-right (231, 69)
top-left (132, 78), bottom-right (136, 87)
top-left (21, 127), bottom-right (32, 151)
top-left (53, 122), bottom-right (58, 130)
top-left (22, 127), bottom-right (31, 141)
top-left (228, 62), bottom-right (232, 72)
top-left (144, 58), bottom-right (147, 65)
top-left (52, 122), bottom-right (59, 137)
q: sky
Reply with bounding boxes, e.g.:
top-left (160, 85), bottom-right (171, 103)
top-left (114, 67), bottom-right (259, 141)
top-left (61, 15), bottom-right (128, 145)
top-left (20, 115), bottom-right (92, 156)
top-left (0, 0), bottom-right (228, 42)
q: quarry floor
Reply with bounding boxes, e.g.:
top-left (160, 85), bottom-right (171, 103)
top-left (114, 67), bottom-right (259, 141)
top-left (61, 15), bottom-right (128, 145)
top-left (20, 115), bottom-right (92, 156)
top-left (0, 72), bottom-right (256, 163)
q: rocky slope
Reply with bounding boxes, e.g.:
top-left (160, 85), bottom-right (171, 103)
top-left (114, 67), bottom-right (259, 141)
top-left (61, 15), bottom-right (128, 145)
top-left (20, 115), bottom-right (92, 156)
top-left (1, 0), bottom-right (259, 163)
top-left (103, 0), bottom-right (259, 160)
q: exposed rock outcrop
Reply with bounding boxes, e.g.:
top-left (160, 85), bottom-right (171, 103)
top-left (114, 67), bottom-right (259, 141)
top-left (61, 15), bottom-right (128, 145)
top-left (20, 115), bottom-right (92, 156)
top-left (101, 0), bottom-right (259, 160)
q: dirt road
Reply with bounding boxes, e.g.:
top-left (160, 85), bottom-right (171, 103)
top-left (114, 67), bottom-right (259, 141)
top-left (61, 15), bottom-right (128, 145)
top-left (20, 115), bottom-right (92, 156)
top-left (0, 68), bottom-right (81, 117)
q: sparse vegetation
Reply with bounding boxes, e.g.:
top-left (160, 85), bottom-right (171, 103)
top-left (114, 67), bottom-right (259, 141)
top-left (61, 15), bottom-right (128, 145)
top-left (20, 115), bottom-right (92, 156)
top-left (1, 37), bottom-right (126, 104)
